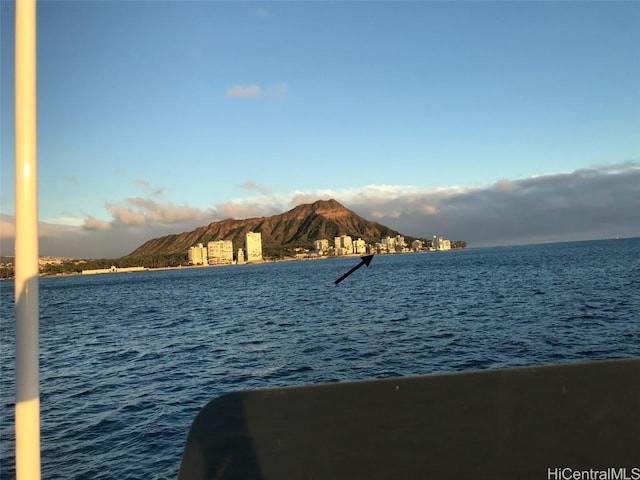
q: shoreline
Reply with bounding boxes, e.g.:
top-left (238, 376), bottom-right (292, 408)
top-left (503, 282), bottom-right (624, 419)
top-left (1, 248), bottom-right (468, 281)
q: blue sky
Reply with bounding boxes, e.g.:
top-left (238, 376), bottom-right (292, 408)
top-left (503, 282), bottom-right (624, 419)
top-left (1, 1), bottom-right (639, 257)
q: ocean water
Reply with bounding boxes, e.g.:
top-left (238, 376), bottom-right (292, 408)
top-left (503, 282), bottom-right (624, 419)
top-left (1, 239), bottom-right (639, 479)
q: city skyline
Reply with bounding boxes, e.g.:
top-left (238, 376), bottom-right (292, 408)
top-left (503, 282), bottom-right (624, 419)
top-left (187, 231), bottom-right (263, 266)
top-left (1, 1), bottom-right (639, 258)
top-left (180, 233), bottom-right (453, 270)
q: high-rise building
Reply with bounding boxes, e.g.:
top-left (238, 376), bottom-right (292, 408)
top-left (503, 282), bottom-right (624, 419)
top-left (188, 243), bottom-right (208, 265)
top-left (382, 235), bottom-right (396, 253)
top-left (314, 239), bottom-right (330, 255)
top-left (207, 240), bottom-right (234, 265)
top-left (245, 232), bottom-right (263, 262)
top-left (353, 238), bottom-right (367, 255)
top-left (334, 235), bottom-right (353, 255)
top-left (433, 236), bottom-right (452, 251)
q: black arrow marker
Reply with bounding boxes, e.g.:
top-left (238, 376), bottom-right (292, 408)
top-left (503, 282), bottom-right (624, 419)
top-left (334, 254), bottom-right (374, 285)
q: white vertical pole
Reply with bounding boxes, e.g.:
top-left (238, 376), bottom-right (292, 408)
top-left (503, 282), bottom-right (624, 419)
top-left (14, 0), bottom-right (41, 478)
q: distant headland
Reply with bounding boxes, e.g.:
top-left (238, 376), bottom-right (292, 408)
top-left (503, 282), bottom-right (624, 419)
top-left (0, 200), bottom-right (466, 279)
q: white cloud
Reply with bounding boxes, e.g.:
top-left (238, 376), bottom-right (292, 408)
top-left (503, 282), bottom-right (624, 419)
top-left (239, 163), bottom-right (640, 246)
top-left (493, 179), bottom-right (518, 191)
top-left (106, 202), bottom-right (147, 226)
top-left (371, 210), bottom-right (401, 219)
top-left (421, 204), bottom-right (438, 215)
top-left (342, 162), bottom-right (640, 246)
top-left (225, 83), bottom-right (288, 99)
top-left (238, 179), bottom-right (271, 195)
top-left (125, 197), bottom-right (207, 224)
top-left (212, 202), bottom-right (279, 220)
top-left (226, 84), bottom-right (262, 98)
top-left (83, 215), bottom-right (111, 231)
top-left (0, 215), bottom-right (16, 239)
top-left (46, 216), bottom-right (85, 227)
top-left (2, 162), bottom-right (638, 258)
top-left (92, 198), bottom-right (214, 229)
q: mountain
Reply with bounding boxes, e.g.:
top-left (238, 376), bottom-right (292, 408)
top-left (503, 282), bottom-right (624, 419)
top-left (127, 199), bottom-right (405, 258)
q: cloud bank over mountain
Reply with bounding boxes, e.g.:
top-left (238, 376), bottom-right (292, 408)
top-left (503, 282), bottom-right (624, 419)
top-left (1, 162), bottom-right (638, 258)
top-left (346, 162), bottom-right (640, 246)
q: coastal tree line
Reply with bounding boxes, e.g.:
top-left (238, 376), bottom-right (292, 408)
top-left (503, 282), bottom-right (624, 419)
top-left (0, 239), bottom-right (467, 279)
top-left (0, 253), bottom-right (189, 279)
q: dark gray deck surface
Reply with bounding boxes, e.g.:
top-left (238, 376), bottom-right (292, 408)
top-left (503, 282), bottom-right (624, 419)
top-left (179, 358), bottom-right (640, 479)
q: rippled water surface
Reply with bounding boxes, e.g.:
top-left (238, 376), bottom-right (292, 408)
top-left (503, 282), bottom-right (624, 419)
top-left (1, 239), bottom-right (639, 478)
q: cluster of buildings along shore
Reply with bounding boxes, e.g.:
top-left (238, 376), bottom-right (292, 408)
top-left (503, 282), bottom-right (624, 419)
top-left (188, 231), bottom-right (455, 266)
top-left (0, 232), bottom-right (457, 277)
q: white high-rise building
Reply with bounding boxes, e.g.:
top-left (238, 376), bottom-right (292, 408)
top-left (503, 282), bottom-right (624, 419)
top-left (353, 238), bottom-right (367, 255)
top-left (207, 240), bottom-right (234, 265)
top-left (245, 232), bottom-right (263, 262)
top-left (382, 236), bottom-right (397, 253)
top-left (433, 236), bottom-right (452, 251)
top-left (314, 239), bottom-right (330, 255)
top-left (334, 235), bottom-right (354, 255)
top-left (411, 239), bottom-right (423, 251)
top-left (188, 243), bottom-right (208, 265)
